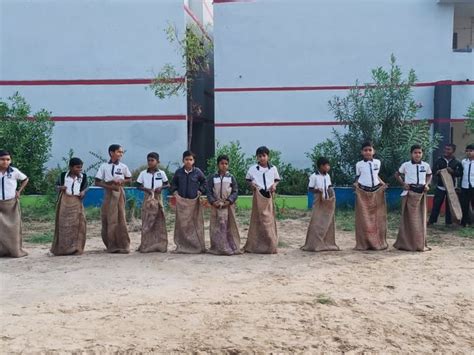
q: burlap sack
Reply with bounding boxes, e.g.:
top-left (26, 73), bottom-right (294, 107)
top-left (244, 190), bottom-right (278, 254)
top-left (0, 198), bottom-right (27, 258)
top-left (209, 204), bottom-right (241, 255)
top-left (51, 193), bottom-right (87, 256)
top-left (138, 192), bottom-right (168, 253)
top-left (394, 191), bottom-right (429, 252)
top-left (173, 194), bottom-right (206, 254)
top-left (101, 187), bottom-right (130, 253)
top-left (302, 191), bottom-right (339, 252)
top-left (354, 186), bottom-right (388, 250)
top-left (439, 168), bottom-right (462, 223)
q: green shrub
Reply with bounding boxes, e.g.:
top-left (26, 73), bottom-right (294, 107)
top-left (466, 103), bottom-right (474, 134)
top-left (0, 92), bottom-right (54, 193)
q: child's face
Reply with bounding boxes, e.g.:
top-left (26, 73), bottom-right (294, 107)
top-left (257, 153), bottom-right (269, 166)
top-left (109, 147), bottom-right (124, 162)
top-left (411, 149), bottom-right (423, 162)
top-left (362, 146), bottom-right (375, 160)
top-left (319, 163), bottom-right (331, 174)
top-left (70, 165), bottom-right (83, 176)
top-left (147, 158), bottom-right (159, 170)
top-left (466, 149), bottom-right (474, 160)
top-left (183, 156), bottom-right (194, 170)
top-left (0, 155), bottom-right (11, 170)
top-left (443, 145), bottom-right (454, 158)
top-left (218, 159), bottom-right (229, 173)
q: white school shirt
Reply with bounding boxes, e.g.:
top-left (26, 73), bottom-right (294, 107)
top-left (461, 158), bottom-right (474, 189)
top-left (0, 167), bottom-right (27, 201)
top-left (308, 172), bottom-right (332, 200)
top-left (398, 160), bottom-right (432, 196)
top-left (356, 159), bottom-right (381, 188)
top-left (63, 173), bottom-right (86, 196)
top-left (246, 164), bottom-right (281, 191)
top-left (136, 169), bottom-right (168, 189)
top-left (95, 161), bottom-right (131, 182)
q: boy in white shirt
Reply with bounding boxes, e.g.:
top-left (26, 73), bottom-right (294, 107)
top-left (354, 141), bottom-right (388, 251)
top-left (51, 157), bottom-right (88, 256)
top-left (460, 144), bottom-right (474, 227)
top-left (244, 146), bottom-right (280, 254)
top-left (95, 144), bottom-right (131, 253)
top-left (394, 144), bottom-right (432, 251)
top-left (302, 157), bottom-right (339, 252)
top-left (136, 152), bottom-right (169, 253)
top-left (0, 150), bottom-right (29, 258)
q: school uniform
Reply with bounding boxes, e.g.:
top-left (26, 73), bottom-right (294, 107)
top-left (171, 167), bottom-right (207, 254)
top-left (95, 160), bottom-right (131, 253)
top-left (136, 168), bottom-right (169, 253)
top-left (460, 158), bottom-right (474, 226)
top-left (244, 164), bottom-right (280, 254)
top-left (428, 157), bottom-right (462, 225)
top-left (354, 158), bottom-right (387, 250)
top-left (0, 166), bottom-right (28, 258)
top-left (206, 172), bottom-right (241, 255)
top-left (394, 160), bottom-right (432, 252)
top-left (302, 171), bottom-right (339, 252)
top-left (51, 172), bottom-right (88, 256)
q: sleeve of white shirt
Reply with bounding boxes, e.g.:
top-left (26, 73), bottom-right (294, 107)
top-left (425, 163), bottom-right (432, 175)
top-left (161, 170), bottom-right (168, 183)
top-left (14, 168), bottom-right (27, 181)
top-left (95, 164), bottom-right (106, 180)
top-left (398, 162), bottom-right (406, 174)
top-left (123, 165), bottom-right (132, 178)
top-left (355, 162), bottom-right (361, 176)
top-left (136, 171), bottom-right (145, 184)
top-left (327, 174), bottom-right (332, 186)
top-left (245, 167), bottom-right (253, 181)
top-left (308, 174), bottom-right (316, 188)
top-left (273, 166), bottom-right (281, 181)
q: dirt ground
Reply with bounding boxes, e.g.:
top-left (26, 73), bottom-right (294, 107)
top-left (1, 212), bottom-right (473, 354)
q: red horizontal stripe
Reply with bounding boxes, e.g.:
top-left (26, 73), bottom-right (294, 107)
top-left (0, 78), bottom-right (184, 86)
top-left (49, 115), bottom-right (186, 122)
top-left (214, 0), bottom-right (254, 3)
top-left (184, 5), bottom-right (212, 42)
top-left (215, 118), bottom-right (467, 127)
top-left (215, 80), bottom-right (473, 93)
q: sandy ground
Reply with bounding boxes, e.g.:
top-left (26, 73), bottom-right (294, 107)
top-left (1, 213), bottom-right (473, 354)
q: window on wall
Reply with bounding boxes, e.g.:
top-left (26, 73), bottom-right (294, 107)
top-left (453, 4), bottom-right (474, 52)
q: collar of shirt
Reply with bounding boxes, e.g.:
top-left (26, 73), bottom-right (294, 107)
top-left (256, 163), bottom-right (272, 170)
top-left (184, 167), bottom-right (194, 174)
top-left (0, 166), bottom-right (14, 176)
top-left (411, 159), bottom-right (422, 165)
top-left (146, 168), bottom-right (159, 174)
top-left (108, 160), bottom-right (120, 165)
top-left (363, 158), bottom-right (374, 162)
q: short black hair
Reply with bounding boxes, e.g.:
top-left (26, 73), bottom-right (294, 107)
top-left (0, 150), bottom-right (11, 158)
top-left (317, 157), bottom-right (330, 168)
top-left (147, 152), bottom-right (160, 161)
top-left (466, 144), bottom-right (474, 150)
top-left (361, 141), bottom-right (373, 150)
top-left (445, 143), bottom-right (457, 151)
top-left (108, 144), bottom-right (122, 155)
top-left (410, 144), bottom-right (423, 153)
top-left (69, 157), bottom-right (83, 167)
top-left (217, 154), bottom-right (229, 164)
top-left (256, 146), bottom-right (270, 156)
top-left (182, 150), bottom-right (196, 160)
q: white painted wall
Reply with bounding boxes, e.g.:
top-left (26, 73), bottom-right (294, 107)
top-left (0, 0), bottom-right (188, 171)
top-left (214, 0), bottom-right (474, 169)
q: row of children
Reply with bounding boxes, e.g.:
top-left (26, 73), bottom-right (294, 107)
top-left (0, 142), bottom-right (473, 258)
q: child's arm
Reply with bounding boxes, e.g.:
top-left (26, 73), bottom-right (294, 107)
top-left (425, 174), bottom-right (433, 192)
top-left (394, 171), bottom-right (409, 190)
top-left (56, 173), bottom-right (66, 193)
top-left (16, 178), bottom-right (29, 199)
top-left (269, 167), bottom-right (281, 192)
top-left (227, 175), bottom-right (239, 205)
top-left (206, 175), bottom-right (218, 206)
top-left (170, 171), bottom-right (179, 195)
top-left (79, 174), bottom-right (89, 199)
top-left (95, 178), bottom-right (117, 191)
top-left (197, 170), bottom-right (207, 196)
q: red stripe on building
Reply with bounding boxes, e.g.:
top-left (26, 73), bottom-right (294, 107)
top-left (215, 80), bottom-right (474, 93)
top-left (215, 118), bottom-right (467, 127)
top-left (184, 4), bottom-right (212, 42)
top-left (49, 115), bottom-right (186, 122)
top-left (0, 78), bottom-right (184, 86)
top-left (213, 0), bottom-right (255, 3)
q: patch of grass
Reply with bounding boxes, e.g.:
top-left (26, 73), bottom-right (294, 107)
top-left (85, 207), bottom-right (101, 220)
top-left (236, 195), bottom-right (308, 210)
top-left (26, 232), bottom-right (53, 244)
top-left (278, 240), bottom-right (290, 248)
top-left (335, 209), bottom-right (355, 231)
top-left (457, 227), bottom-right (474, 239)
top-left (315, 294), bottom-right (335, 305)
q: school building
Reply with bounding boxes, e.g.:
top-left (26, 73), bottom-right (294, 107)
top-left (1, 0), bottom-right (473, 171)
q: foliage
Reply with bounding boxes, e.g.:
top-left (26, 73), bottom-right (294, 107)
top-left (466, 103), bottom-right (474, 134)
top-left (309, 55), bottom-right (441, 186)
top-left (0, 92), bottom-right (54, 193)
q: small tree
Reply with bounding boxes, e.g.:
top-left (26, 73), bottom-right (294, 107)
top-left (0, 93), bottom-right (54, 193)
top-left (466, 103), bottom-right (474, 134)
top-left (308, 55), bottom-right (441, 186)
top-left (150, 23), bottom-right (213, 149)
